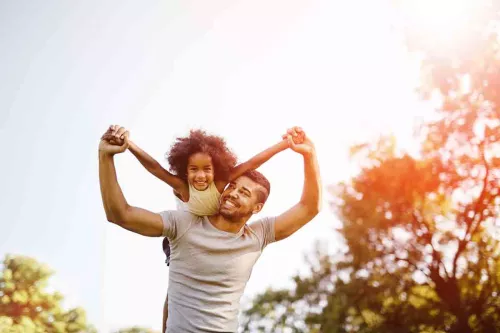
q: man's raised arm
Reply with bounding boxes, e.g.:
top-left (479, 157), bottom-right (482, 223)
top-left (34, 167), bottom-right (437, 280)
top-left (99, 125), bottom-right (164, 237)
top-left (274, 127), bottom-right (322, 241)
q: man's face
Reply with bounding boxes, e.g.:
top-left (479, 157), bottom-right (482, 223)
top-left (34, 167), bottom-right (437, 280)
top-left (219, 176), bottom-right (266, 221)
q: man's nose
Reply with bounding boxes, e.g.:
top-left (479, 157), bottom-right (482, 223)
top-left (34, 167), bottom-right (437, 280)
top-left (228, 188), bottom-right (239, 198)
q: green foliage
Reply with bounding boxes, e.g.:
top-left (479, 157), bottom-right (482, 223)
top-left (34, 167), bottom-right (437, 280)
top-left (0, 254), bottom-right (97, 333)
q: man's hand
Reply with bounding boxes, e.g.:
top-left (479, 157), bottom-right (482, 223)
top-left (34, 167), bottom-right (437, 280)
top-left (282, 127), bottom-right (314, 156)
top-left (98, 124), bottom-right (165, 237)
top-left (274, 126), bottom-right (321, 241)
top-left (99, 125), bottom-right (130, 155)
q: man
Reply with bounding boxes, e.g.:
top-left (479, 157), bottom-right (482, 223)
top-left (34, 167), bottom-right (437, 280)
top-left (99, 125), bottom-right (321, 333)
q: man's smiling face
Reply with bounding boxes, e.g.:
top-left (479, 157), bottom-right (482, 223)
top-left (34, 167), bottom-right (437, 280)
top-left (219, 176), bottom-right (267, 221)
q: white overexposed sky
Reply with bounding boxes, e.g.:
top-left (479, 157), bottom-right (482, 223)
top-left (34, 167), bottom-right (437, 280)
top-left (0, 0), bottom-right (431, 331)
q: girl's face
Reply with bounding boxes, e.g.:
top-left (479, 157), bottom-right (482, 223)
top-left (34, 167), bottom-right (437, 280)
top-left (187, 152), bottom-right (215, 191)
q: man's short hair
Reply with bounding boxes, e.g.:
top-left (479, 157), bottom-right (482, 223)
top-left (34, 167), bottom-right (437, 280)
top-left (242, 170), bottom-right (271, 204)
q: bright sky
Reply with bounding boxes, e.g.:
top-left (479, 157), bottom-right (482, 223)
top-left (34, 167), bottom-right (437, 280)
top-left (0, 0), bottom-right (430, 331)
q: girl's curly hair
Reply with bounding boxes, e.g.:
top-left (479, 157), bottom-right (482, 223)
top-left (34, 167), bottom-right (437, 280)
top-left (166, 129), bottom-right (238, 182)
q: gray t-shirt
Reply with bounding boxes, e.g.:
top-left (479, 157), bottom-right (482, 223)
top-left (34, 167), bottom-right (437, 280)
top-left (160, 210), bottom-right (276, 333)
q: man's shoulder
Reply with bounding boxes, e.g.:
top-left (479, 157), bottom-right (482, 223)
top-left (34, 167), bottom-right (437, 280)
top-left (246, 216), bottom-right (276, 249)
top-left (159, 210), bottom-right (202, 223)
top-left (247, 216), bottom-right (276, 234)
top-left (248, 216), bottom-right (275, 227)
top-left (160, 210), bottom-right (204, 240)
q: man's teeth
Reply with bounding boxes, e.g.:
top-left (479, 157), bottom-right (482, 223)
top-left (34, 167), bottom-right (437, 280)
top-left (225, 201), bottom-right (236, 207)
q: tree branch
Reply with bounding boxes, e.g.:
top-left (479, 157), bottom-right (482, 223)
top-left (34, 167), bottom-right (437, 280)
top-left (414, 211), bottom-right (451, 279)
top-left (394, 256), bottom-right (431, 279)
top-left (452, 141), bottom-right (490, 277)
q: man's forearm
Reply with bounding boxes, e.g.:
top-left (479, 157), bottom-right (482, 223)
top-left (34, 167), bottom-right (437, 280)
top-left (273, 148), bottom-right (322, 241)
top-left (99, 152), bottom-right (129, 222)
top-left (300, 150), bottom-right (322, 214)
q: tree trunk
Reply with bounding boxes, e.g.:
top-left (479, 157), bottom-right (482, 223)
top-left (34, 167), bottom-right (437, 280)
top-left (452, 313), bottom-right (473, 333)
top-left (432, 275), bottom-right (473, 333)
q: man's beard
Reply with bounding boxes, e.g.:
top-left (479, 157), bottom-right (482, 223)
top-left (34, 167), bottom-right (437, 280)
top-left (219, 208), bottom-right (252, 222)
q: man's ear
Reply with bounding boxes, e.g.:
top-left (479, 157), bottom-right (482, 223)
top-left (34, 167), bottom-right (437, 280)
top-left (252, 202), bottom-right (264, 215)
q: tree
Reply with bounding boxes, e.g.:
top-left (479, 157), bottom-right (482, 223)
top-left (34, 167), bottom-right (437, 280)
top-left (242, 2), bottom-right (500, 332)
top-left (0, 254), bottom-right (96, 333)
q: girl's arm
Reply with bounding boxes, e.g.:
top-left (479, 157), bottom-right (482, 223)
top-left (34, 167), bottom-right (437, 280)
top-left (128, 141), bottom-right (188, 197)
top-left (216, 139), bottom-right (289, 192)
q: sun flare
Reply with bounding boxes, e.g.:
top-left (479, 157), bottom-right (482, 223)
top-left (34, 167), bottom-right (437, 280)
top-left (398, 0), bottom-right (492, 48)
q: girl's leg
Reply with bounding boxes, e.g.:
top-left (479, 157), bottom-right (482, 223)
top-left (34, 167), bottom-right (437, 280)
top-left (162, 238), bottom-right (170, 332)
top-left (162, 294), bottom-right (168, 333)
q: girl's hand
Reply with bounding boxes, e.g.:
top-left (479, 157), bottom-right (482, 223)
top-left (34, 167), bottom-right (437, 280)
top-left (281, 126), bottom-right (306, 145)
top-left (99, 125), bottom-right (130, 155)
top-left (282, 127), bottom-right (314, 156)
top-left (102, 124), bottom-right (130, 146)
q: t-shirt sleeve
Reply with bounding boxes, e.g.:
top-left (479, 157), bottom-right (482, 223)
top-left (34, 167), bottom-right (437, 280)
top-left (249, 216), bottom-right (276, 250)
top-left (159, 210), bottom-right (193, 241)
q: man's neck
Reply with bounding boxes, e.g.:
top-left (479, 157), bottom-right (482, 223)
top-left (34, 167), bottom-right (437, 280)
top-left (208, 214), bottom-right (247, 234)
